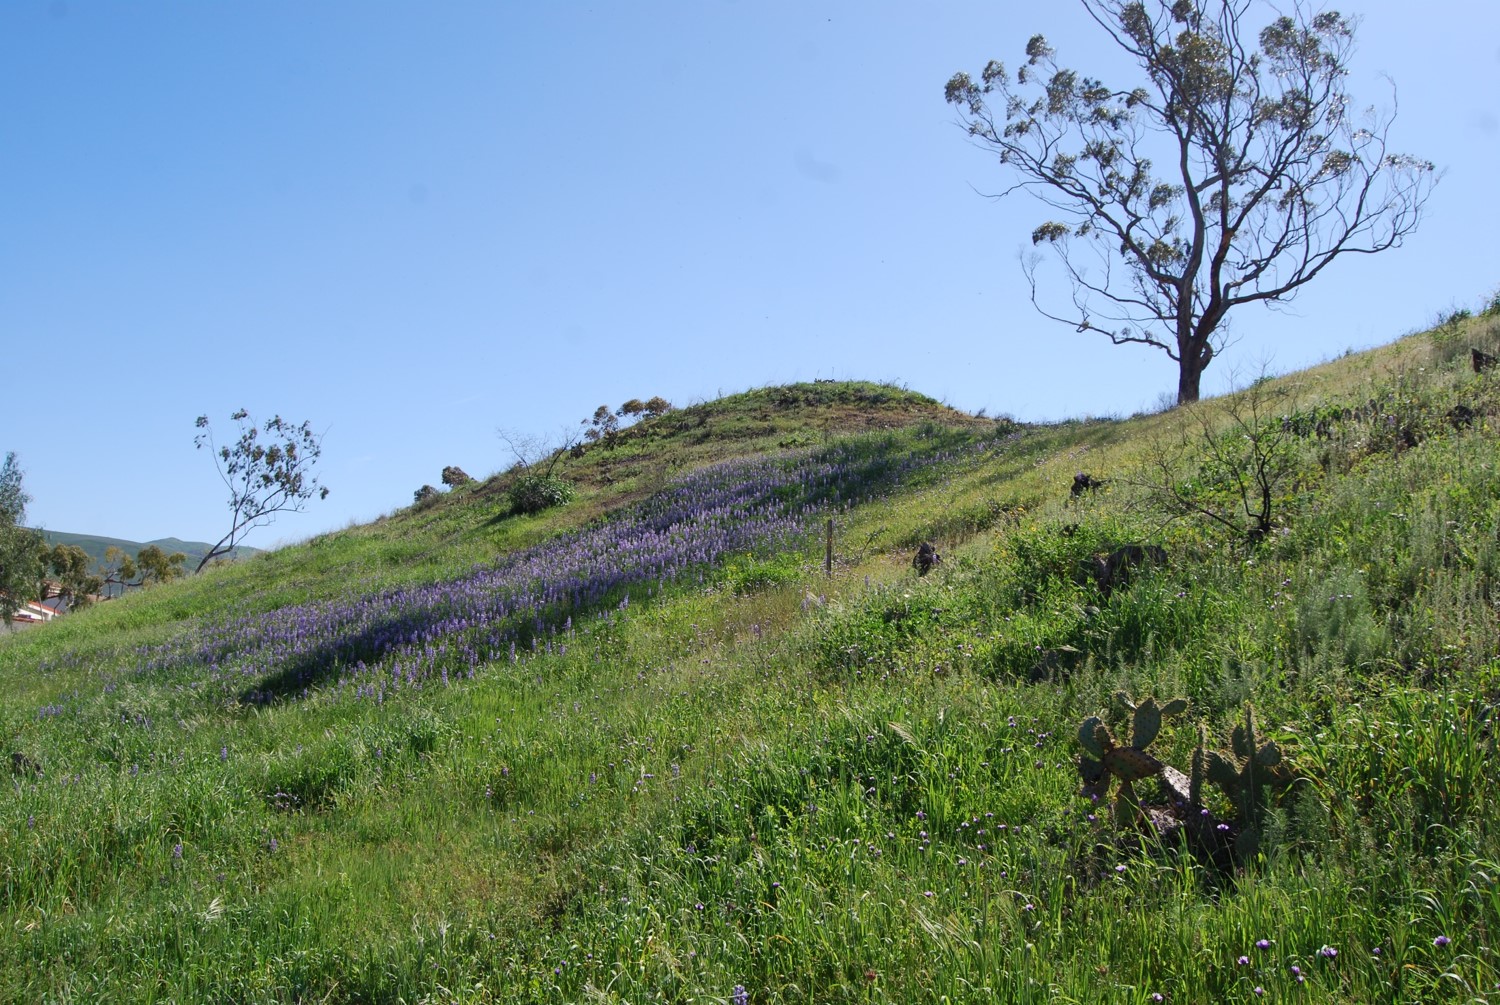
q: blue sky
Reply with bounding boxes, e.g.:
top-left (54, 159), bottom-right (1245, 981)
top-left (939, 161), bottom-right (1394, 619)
top-left (3, 1), bottom-right (1497, 547)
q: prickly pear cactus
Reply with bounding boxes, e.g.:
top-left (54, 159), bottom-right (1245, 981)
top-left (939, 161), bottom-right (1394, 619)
top-left (1077, 693), bottom-right (1188, 826)
top-left (1202, 702), bottom-right (1295, 856)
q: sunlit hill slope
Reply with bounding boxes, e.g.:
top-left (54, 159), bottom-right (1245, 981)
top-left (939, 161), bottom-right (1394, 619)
top-left (5, 321), bottom-right (1500, 1003)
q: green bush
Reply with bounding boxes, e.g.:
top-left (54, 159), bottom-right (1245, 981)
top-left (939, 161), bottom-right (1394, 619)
top-left (720, 553), bottom-right (804, 594)
top-left (507, 474), bottom-right (576, 515)
top-left (996, 519), bottom-right (1118, 607)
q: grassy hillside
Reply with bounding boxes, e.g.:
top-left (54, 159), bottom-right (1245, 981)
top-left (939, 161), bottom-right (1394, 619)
top-left (4, 337), bottom-right (1500, 1004)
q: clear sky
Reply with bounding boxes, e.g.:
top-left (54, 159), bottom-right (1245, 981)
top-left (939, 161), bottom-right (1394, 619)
top-left (3, 1), bottom-right (1496, 548)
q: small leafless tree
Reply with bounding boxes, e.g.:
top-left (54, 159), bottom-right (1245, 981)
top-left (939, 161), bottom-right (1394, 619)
top-left (495, 426), bottom-right (580, 479)
top-left (946, 0), bottom-right (1437, 404)
top-left (1136, 375), bottom-right (1299, 544)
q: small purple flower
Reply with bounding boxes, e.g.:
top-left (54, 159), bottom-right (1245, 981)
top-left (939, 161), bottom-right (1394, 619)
top-left (1254, 987), bottom-right (1264, 997)
top-left (1237, 956), bottom-right (1250, 966)
top-left (1256, 939), bottom-right (1271, 950)
top-left (1290, 966), bottom-right (1301, 976)
top-left (1151, 995), bottom-right (1164, 1003)
top-left (923, 890), bottom-right (934, 898)
top-left (268, 837), bottom-right (278, 852)
top-left (1434, 935), bottom-right (1451, 947)
top-left (172, 842), bottom-right (183, 860)
top-left (1114, 864), bottom-right (1127, 874)
top-left (732, 985), bottom-right (749, 1005)
top-left (1319, 945), bottom-right (1338, 959)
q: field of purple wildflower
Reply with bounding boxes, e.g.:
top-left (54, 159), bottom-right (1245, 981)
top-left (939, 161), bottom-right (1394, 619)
top-left (108, 435), bottom-right (979, 709)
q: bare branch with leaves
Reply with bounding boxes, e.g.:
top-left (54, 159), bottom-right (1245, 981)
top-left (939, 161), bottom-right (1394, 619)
top-left (193, 410), bottom-right (329, 573)
top-left (947, 0), bottom-right (1437, 404)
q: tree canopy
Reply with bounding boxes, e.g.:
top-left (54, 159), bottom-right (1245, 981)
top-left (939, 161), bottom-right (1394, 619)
top-left (946, 0), bottom-right (1436, 404)
top-left (0, 452), bottom-right (44, 626)
top-left (34, 542), bottom-right (102, 610)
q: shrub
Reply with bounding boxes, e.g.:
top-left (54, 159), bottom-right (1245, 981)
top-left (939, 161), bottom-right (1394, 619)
top-left (508, 474), bottom-right (575, 515)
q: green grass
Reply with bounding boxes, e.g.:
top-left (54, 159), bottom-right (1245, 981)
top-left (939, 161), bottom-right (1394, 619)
top-left (4, 341), bottom-right (1500, 1003)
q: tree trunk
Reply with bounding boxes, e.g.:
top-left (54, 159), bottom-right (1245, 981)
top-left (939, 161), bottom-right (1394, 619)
top-left (1175, 333), bottom-right (1214, 405)
top-left (1176, 360), bottom-right (1204, 405)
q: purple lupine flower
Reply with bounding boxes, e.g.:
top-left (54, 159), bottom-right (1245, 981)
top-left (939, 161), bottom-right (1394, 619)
top-left (50, 438), bottom-right (989, 713)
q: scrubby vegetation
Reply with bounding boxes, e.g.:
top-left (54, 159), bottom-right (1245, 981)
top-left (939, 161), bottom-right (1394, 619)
top-left (505, 474), bottom-right (577, 516)
top-left (5, 326), bottom-right (1500, 1002)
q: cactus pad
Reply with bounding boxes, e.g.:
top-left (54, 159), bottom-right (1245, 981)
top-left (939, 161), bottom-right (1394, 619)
top-left (1078, 716), bottom-right (1107, 758)
top-left (1103, 745), bottom-right (1164, 783)
top-left (1132, 698), bottom-right (1164, 749)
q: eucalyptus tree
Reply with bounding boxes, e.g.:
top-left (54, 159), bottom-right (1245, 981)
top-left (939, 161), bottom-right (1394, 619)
top-left (946, 0), bottom-right (1436, 403)
top-left (194, 410), bottom-right (329, 572)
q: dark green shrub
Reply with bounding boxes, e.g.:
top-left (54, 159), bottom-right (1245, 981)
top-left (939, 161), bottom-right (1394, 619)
top-left (508, 474), bottom-right (576, 515)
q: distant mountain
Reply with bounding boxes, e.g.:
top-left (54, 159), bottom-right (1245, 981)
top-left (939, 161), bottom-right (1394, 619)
top-left (36, 530), bottom-right (260, 571)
